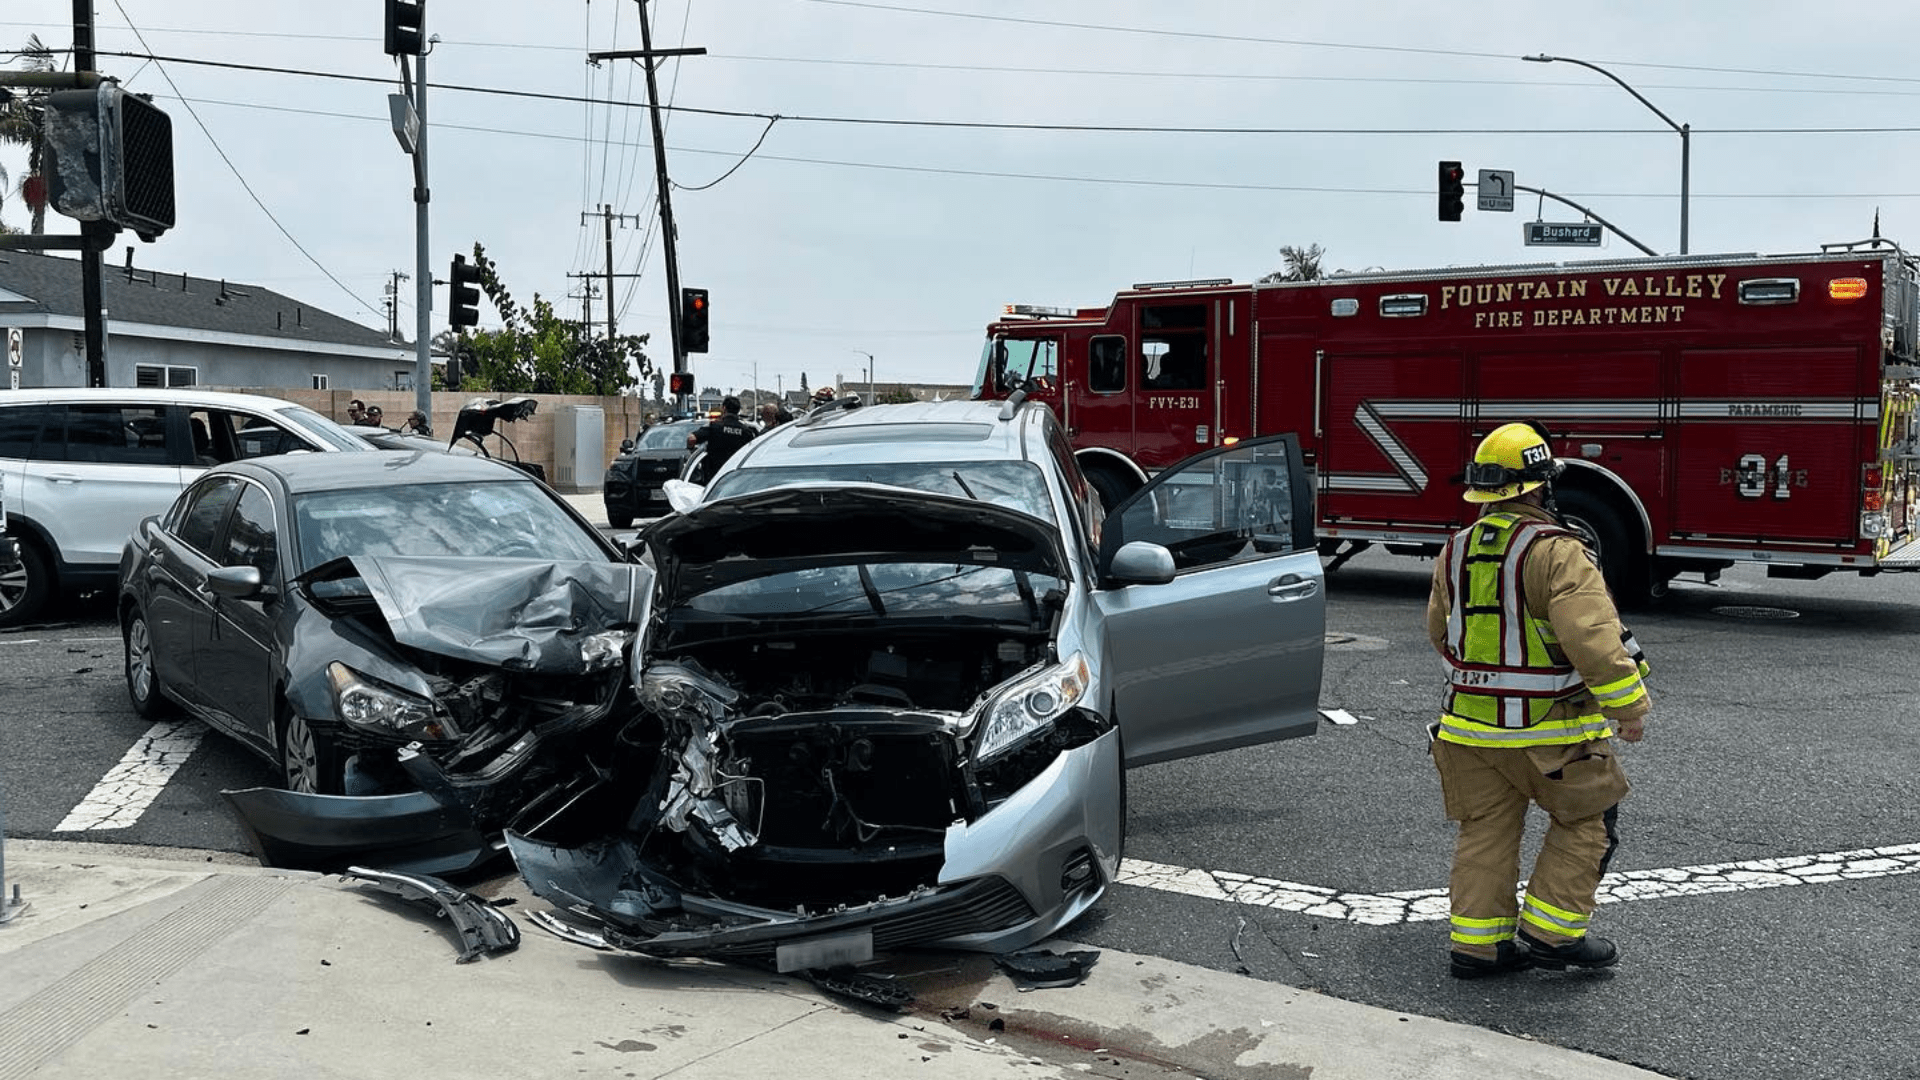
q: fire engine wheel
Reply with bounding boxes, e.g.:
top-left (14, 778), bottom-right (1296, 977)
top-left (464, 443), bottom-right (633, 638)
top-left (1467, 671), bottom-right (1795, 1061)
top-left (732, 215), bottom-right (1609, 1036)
top-left (1085, 468), bottom-right (1133, 517)
top-left (1554, 488), bottom-right (1653, 608)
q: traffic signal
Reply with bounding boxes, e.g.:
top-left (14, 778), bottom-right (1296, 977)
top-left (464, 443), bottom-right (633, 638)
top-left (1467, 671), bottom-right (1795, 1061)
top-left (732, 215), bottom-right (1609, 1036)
top-left (681, 287), bottom-right (710, 354)
top-left (1437, 160), bottom-right (1465, 223)
top-left (448, 254), bottom-right (482, 329)
top-left (42, 83), bottom-right (175, 241)
top-left (669, 371), bottom-right (695, 396)
top-left (384, 0), bottom-right (425, 56)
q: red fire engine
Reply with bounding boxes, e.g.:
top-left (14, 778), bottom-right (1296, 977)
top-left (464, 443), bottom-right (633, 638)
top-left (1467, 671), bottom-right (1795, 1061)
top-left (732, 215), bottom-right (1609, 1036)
top-left (975, 245), bottom-right (1920, 602)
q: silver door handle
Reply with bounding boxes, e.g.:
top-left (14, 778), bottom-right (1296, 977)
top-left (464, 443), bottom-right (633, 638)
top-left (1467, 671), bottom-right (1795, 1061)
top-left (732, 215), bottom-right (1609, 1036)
top-left (1269, 574), bottom-right (1320, 601)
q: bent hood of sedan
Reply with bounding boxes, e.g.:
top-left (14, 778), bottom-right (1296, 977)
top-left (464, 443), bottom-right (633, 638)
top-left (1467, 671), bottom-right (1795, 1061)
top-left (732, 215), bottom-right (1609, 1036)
top-left (304, 556), bottom-right (649, 671)
top-left (642, 484), bottom-right (1067, 594)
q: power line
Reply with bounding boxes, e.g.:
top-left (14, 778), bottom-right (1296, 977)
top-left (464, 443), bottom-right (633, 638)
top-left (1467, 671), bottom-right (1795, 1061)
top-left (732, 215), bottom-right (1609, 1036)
top-left (164, 94), bottom-right (1920, 201)
top-left (101, 5), bottom-right (378, 318)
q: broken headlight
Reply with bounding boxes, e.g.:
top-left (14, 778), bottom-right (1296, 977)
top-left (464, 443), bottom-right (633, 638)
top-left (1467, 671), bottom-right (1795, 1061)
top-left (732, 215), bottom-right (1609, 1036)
top-left (580, 629), bottom-right (630, 672)
top-left (327, 662), bottom-right (457, 741)
top-left (971, 652), bottom-right (1089, 766)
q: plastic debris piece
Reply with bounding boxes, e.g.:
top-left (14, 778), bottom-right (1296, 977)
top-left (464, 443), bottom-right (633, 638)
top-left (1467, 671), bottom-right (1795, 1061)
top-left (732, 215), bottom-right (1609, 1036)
top-left (993, 949), bottom-right (1100, 989)
top-left (1320, 709), bottom-right (1359, 726)
top-left (342, 866), bottom-right (520, 963)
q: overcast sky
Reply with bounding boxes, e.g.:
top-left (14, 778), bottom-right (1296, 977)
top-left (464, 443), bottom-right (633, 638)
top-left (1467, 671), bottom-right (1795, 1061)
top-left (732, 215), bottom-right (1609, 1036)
top-left (6, 1), bottom-right (1919, 396)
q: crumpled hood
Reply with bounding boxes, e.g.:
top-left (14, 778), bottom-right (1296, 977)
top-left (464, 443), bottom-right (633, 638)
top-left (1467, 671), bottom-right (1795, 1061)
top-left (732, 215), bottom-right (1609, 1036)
top-left (641, 484), bottom-right (1065, 594)
top-left (342, 556), bottom-right (649, 670)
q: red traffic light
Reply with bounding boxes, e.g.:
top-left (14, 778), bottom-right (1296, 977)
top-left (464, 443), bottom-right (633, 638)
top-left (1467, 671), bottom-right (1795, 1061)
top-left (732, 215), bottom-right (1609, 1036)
top-left (669, 371), bottom-right (695, 396)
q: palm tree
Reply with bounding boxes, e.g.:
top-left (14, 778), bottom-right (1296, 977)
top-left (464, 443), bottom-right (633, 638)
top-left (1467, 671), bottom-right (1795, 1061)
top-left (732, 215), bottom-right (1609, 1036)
top-left (1259, 243), bottom-right (1328, 283)
top-left (1, 35), bottom-right (58, 234)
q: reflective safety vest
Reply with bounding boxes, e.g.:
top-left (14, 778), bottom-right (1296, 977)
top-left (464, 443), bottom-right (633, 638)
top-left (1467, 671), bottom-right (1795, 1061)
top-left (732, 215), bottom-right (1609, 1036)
top-left (1438, 512), bottom-right (1610, 747)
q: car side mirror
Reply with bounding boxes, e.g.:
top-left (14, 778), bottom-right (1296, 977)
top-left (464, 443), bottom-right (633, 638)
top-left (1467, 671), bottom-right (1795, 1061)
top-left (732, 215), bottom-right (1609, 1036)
top-left (1106, 540), bottom-right (1176, 586)
top-left (206, 565), bottom-right (265, 599)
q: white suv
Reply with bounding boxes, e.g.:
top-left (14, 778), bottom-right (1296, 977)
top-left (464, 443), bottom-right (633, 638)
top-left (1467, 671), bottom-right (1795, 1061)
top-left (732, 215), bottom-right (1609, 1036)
top-left (0, 387), bottom-right (370, 627)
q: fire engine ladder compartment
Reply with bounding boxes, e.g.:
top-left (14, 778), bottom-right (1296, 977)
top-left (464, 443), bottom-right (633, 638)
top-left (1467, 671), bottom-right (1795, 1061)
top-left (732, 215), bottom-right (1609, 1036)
top-left (1878, 535), bottom-right (1920, 569)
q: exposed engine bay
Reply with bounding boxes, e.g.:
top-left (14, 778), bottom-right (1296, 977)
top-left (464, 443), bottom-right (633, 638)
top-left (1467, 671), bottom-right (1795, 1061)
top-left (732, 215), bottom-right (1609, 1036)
top-left (622, 626), bottom-right (1107, 908)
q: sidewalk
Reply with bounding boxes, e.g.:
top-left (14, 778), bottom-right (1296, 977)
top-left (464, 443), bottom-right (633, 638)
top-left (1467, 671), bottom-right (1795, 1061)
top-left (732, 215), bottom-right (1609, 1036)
top-left (0, 840), bottom-right (1667, 1080)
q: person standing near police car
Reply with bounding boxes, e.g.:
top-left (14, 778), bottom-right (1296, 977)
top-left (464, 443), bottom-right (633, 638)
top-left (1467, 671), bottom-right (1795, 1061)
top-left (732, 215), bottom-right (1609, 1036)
top-left (687, 395), bottom-right (755, 482)
top-left (1426, 421), bottom-right (1651, 979)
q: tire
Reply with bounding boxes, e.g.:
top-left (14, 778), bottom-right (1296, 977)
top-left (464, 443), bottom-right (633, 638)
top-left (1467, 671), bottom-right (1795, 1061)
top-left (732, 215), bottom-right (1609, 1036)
top-left (0, 539), bottom-right (53, 629)
top-left (607, 507), bottom-right (634, 530)
top-left (123, 604), bottom-right (172, 719)
top-left (279, 705), bottom-right (345, 795)
top-left (1553, 487), bottom-right (1652, 608)
top-left (1085, 467), bottom-right (1133, 519)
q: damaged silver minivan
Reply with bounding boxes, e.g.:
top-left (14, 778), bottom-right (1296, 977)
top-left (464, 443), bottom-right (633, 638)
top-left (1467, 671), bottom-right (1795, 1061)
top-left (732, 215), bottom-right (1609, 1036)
top-left (222, 397), bottom-right (1326, 970)
top-left (508, 397), bottom-right (1327, 969)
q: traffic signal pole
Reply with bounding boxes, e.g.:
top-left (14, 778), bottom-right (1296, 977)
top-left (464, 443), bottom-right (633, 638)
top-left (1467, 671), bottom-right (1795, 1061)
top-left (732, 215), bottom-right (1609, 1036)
top-left (73, 0), bottom-right (108, 387)
top-left (411, 46), bottom-right (436, 408)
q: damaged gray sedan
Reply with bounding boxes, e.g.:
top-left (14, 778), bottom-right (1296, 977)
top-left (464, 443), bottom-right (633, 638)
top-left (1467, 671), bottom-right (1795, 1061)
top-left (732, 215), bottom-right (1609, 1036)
top-left (507, 398), bottom-right (1327, 969)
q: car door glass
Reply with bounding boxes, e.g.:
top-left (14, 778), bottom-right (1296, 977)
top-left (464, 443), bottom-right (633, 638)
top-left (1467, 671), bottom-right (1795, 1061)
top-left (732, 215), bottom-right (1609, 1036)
top-left (1112, 440), bottom-right (1298, 571)
top-left (0, 404), bottom-right (60, 460)
top-left (223, 483), bottom-right (279, 580)
top-left (229, 412), bottom-right (307, 460)
top-left (64, 405), bottom-right (171, 465)
top-left (176, 477), bottom-right (241, 558)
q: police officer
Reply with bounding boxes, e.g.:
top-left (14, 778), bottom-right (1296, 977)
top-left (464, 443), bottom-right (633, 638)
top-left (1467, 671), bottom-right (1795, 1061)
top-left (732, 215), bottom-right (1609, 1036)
top-left (687, 395), bottom-right (755, 482)
top-left (1426, 421), bottom-right (1651, 979)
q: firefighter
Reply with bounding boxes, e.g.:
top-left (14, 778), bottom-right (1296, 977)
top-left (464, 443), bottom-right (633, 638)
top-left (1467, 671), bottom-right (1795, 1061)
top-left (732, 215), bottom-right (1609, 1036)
top-left (686, 395), bottom-right (755, 482)
top-left (1426, 421), bottom-right (1651, 979)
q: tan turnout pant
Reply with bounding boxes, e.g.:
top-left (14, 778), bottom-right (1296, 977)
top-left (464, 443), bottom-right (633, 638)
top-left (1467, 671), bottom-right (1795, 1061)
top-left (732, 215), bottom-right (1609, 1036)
top-left (1432, 736), bottom-right (1629, 958)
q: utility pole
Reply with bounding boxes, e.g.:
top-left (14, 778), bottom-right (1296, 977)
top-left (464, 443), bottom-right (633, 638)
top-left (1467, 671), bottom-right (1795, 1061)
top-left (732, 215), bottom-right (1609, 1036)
top-left (589, 4), bottom-right (705, 410)
top-left (569, 205), bottom-right (641, 340)
top-left (385, 269), bottom-right (411, 342)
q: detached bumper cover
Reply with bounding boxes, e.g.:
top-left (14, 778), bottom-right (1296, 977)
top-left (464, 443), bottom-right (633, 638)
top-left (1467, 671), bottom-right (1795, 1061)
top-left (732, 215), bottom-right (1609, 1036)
top-left (225, 786), bottom-right (494, 878)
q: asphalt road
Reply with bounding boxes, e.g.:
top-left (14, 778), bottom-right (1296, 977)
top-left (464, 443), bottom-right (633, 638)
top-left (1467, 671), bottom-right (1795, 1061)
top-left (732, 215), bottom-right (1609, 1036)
top-left (3, 551), bottom-right (1917, 1080)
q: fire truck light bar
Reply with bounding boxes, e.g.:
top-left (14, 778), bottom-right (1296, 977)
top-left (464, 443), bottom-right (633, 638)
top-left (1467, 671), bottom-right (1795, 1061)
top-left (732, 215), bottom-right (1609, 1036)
top-left (1004, 303), bottom-right (1078, 318)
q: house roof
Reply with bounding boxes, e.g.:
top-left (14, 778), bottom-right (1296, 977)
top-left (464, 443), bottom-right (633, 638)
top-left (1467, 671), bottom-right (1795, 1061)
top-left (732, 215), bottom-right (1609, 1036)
top-left (0, 248), bottom-right (397, 349)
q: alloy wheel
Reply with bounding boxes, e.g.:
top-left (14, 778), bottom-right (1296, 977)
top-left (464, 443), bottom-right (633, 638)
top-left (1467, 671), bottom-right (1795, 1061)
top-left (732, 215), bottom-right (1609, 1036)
top-left (282, 713), bottom-right (322, 794)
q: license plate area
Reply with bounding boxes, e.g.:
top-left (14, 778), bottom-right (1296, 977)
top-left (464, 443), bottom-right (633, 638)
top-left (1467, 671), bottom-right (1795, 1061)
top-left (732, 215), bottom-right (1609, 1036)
top-left (775, 929), bottom-right (874, 973)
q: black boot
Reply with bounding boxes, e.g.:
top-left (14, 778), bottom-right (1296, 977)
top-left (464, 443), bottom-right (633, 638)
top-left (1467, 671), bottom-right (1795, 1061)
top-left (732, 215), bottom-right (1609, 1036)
top-left (1518, 932), bottom-right (1618, 970)
top-left (1449, 938), bottom-right (1533, 980)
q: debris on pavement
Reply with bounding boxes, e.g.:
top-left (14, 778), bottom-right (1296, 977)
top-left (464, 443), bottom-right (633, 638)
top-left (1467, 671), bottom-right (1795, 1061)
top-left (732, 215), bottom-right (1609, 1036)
top-left (342, 866), bottom-right (520, 963)
top-left (993, 949), bottom-right (1100, 990)
top-left (1320, 708), bottom-right (1360, 726)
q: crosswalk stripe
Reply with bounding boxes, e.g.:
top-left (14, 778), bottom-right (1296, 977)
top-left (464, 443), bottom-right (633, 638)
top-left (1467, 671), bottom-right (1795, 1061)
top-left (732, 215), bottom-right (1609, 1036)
top-left (53, 720), bottom-right (205, 832)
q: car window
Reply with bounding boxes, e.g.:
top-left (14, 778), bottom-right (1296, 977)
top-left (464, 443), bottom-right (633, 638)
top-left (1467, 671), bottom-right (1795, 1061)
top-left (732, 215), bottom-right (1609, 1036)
top-left (0, 404), bottom-right (61, 460)
top-left (64, 405), bottom-right (171, 465)
top-left (176, 477), bottom-right (241, 557)
top-left (1113, 440), bottom-right (1299, 571)
top-left (639, 425), bottom-right (691, 450)
top-left (223, 482), bottom-right (279, 580)
top-left (292, 479), bottom-right (608, 569)
top-left (269, 404), bottom-right (372, 452)
top-left (707, 460), bottom-right (1054, 521)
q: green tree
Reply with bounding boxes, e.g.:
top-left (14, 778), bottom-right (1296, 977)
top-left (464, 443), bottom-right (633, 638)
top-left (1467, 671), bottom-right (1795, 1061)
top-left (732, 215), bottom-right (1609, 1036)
top-left (1, 35), bottom-right (57, 235)
top-left (1260, 243), bottom-right (1327, 283)
top-left (450, 243), bottom-right (648, 396)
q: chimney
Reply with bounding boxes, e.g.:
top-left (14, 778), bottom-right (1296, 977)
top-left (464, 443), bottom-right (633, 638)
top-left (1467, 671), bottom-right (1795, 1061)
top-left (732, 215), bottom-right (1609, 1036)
top-left (123, 246), bottom-right (134, 281)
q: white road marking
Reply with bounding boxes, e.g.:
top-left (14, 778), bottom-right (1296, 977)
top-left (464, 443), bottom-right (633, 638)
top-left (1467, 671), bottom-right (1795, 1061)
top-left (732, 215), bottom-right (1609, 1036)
top-left (1116, 842), bottom-right (1920, 925)
top-left (53, 720), bottom-right (205, 831)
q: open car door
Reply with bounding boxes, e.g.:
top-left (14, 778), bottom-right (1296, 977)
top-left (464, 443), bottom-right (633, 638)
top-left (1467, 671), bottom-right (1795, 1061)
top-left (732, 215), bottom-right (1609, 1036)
top-left (1092, 433), bottom-right (1325, 767)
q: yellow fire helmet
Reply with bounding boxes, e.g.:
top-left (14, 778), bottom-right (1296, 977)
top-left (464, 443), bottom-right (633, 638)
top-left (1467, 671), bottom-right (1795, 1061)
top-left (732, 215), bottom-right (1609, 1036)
top-left (1462, 421), bottom-right (1564, 503)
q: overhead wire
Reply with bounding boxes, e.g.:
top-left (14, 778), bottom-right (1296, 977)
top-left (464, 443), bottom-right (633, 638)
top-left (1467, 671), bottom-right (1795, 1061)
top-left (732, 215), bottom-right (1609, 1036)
top-left (100, 4), bottom-right (379, 320)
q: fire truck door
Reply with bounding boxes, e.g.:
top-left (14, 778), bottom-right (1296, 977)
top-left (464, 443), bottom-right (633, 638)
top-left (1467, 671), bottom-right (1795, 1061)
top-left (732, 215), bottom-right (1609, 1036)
top-left (1672, 346), bottom-right (1860, 543)
top-left (1132, 301), bottom-right (1215, 470)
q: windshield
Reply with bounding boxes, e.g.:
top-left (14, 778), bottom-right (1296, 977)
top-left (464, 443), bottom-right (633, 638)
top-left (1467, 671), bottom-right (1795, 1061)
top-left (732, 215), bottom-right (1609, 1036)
top-left (706, 460), bottom-right (1055, 521)
top-left (274, 404), bottom-right (380, 452)
top-left (292, 479), bottom-right (608, 569)
top-left (971, 335), bottom-right (1058, 399)
top-left (638, 424), bottom-right (693, 451)
top-left (683, 561), bottom-right (1064, 620)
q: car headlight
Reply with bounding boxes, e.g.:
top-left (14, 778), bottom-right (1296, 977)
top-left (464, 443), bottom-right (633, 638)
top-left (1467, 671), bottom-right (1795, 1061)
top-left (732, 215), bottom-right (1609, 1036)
top-left (580, 630), bottom-right (630, 672)
top-left (327, 662), bottom-right (457, 740)
top-left (972, 652), bottom-right (1090, 765)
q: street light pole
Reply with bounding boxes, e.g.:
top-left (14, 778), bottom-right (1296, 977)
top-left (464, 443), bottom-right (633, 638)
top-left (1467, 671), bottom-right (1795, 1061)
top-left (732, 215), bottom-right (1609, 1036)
top-left (1524, 53), bottom-right (1689, 255)
top-left (853, 349), bottom-right (875, 401)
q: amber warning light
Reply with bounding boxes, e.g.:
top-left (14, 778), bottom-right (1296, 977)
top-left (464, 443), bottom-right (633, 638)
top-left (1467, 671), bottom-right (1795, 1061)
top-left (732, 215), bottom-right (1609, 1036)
top-left (1828, 278), bottom-right (1869, 301)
